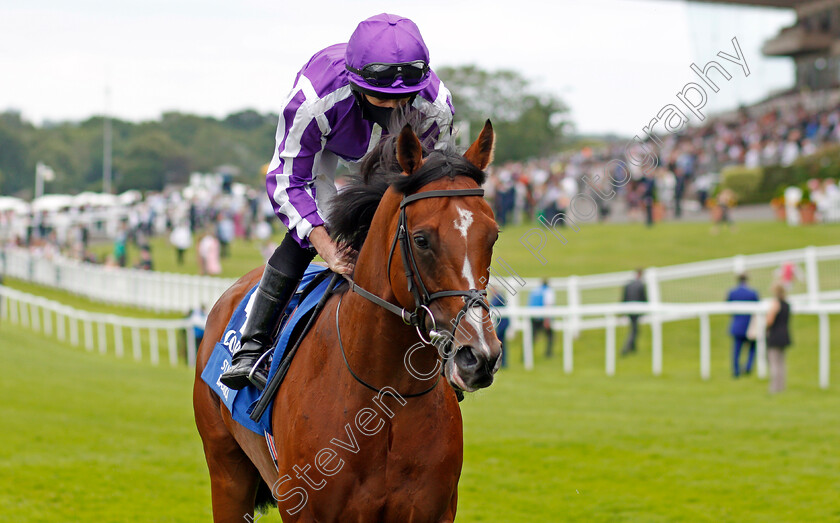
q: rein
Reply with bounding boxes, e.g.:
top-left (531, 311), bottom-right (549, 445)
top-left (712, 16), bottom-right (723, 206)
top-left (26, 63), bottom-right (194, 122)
top-left (345, 187), bottom-right (490, 346)
top-left (337, 186), bottom-right (491, 398)
top-left (252, 187), bottom-right (488, 418)
top-left (248, 156), bottom-right (494, 424)
top-left (335, 293), bottom-right (441, 398)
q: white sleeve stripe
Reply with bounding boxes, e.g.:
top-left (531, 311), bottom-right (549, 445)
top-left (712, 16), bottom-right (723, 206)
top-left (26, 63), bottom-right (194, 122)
top-left (268, 80), bottom-right (354, 238)
top-left (305, 82), bottom-right (353, 124)
top-left (433, 83), bottom-right (453, 139)
top-left (269, 86), bottom-right (311, 232)
top-left (297, 76), bottom-right (331, 136)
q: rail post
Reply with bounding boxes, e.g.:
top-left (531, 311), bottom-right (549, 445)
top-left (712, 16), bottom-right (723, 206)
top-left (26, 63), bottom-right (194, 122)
top-left (563, 314), bottom-right (573, 374)
top-left (150, 328), bottom-right (159, 365)
top-left (646, 268), bottom-right (663, 376)
top-left (523, 315), bottom-right (534, 370)
top-left (819, 312), bottom-right (830, 389)
top-left (805, 246), bottom-right (820, 305)
top-left (700, 313), bottom-right (710, 380)
top-left (605, 314), bottom-right (616, 376)
top-left (755, 312), bottom-right (768, 379)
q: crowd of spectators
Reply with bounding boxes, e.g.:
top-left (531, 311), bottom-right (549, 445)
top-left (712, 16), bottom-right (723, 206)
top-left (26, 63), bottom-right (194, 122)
top-left (0, 182), bottom-right (279, 274)
top-left (485, 91), bottom-right (840, 227)
top-left (4, 92), bottom-right (840, 272)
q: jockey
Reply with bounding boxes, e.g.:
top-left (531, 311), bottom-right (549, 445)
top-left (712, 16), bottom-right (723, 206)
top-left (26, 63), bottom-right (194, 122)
top-left (220, 13), bottom-right (455, 390)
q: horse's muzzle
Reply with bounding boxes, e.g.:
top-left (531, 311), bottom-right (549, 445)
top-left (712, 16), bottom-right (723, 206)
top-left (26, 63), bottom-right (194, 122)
top-left (448, 341), bottom-right (500, 392)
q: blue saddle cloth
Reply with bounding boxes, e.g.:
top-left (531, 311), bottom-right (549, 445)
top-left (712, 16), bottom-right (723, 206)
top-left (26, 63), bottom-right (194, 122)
top-left (200, 264), bottom-right (335, 435)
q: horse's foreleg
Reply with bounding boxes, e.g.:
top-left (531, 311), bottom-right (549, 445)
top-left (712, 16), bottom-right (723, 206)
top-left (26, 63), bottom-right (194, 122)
top-left (193, 271), bottom-right (268, 522)
top-left (206, 446), bottom-right (263, 523)
top-left (438, 489), bottom-right (458, 523)
top-left (196, 385), bottom-right (264, 523)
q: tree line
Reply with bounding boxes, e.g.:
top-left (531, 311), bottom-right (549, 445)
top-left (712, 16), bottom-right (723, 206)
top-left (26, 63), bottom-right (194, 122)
top-left (0, 66), bottom-right (570, 197)
top-left (0, 109), bottom-right (277, 197)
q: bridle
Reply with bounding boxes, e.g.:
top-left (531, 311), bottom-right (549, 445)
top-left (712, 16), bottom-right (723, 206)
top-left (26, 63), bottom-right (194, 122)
top-left (337, 184), bottom-right (493, 398)
top-left (250, 182), bottom-right (493, 420)
top-left (342, 186), bottom-right (493, 352)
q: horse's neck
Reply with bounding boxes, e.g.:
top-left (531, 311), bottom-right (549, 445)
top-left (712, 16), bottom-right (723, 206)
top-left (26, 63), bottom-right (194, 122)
top-left (337, 290), bottom-right (440, 396)
top-left (333, 192), bottom-right (442, 395)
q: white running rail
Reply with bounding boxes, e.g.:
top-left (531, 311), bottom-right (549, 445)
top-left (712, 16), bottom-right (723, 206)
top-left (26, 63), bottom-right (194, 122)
top-left (0, 285), bottom-right (198, 367)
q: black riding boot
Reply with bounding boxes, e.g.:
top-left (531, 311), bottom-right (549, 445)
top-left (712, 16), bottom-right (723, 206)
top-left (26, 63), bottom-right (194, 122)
top-left (219, 264), bottom-right (301, 390)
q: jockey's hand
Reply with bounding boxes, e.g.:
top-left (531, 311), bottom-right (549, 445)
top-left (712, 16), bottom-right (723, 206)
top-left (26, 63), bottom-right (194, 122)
top-left (309, 226), bottom-right (357, 275)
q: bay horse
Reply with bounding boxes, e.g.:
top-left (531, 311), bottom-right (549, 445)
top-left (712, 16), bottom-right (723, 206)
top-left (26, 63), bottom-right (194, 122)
top-left (193, 120), bottom-right (501, 522)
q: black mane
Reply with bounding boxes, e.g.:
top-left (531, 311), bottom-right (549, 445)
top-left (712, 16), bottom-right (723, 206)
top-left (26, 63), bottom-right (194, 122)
top-left (327, 113), bottom-right (486, 252)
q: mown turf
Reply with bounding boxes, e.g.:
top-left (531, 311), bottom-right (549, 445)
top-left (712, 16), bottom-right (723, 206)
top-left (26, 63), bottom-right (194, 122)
top-left (493, 220), bottom-right (840, 278)
top-left (92, 220), bottom-right (840, 279)
top-left (1, 311), bottom-right (838, 522)
top-left (3, 219), bottom-right (839, 521)
top-left (459, 314), bottom-right (840, 522)
top-left (0, 323), bottom-right (212, 523)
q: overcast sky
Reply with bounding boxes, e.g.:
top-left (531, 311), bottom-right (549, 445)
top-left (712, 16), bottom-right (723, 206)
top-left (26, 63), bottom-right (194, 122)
top-left (0, 0), bottom-right (795, 136)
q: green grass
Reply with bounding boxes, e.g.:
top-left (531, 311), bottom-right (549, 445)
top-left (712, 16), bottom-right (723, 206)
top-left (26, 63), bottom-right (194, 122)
top-left (10, 221), bottom-right (836, 362)
top-left (91, 221), bottom-right (840, 279)
top-left (1, 310), bottom-right (838, 521)
top-left (0, 322), bottom-right (212, 522)
top-left (495, 220), bottom-right (840, 278)
top-left (3, 278), bottom-right (183, 319)
top-left (89, 235), bottom-right (276, 280)
top-left (3, 220), bottom-right (840, 521)
top-left (30, 220), bottom-right (838, 318)
top-left (460, 314), bottom-right (840, 522)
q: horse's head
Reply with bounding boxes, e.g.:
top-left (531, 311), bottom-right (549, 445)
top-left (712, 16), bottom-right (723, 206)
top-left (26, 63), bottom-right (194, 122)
top-left (329, 117), bottom-right (502, 394)
top-left (386, 122), bottom-right (501, 392)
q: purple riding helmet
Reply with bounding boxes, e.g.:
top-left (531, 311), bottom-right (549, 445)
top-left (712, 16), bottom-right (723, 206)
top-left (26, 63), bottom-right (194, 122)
top-left (345, 13), bottom-right (432, 99)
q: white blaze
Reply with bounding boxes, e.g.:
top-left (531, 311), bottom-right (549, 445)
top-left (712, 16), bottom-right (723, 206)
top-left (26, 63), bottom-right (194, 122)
top-left (454, 207), bottom-right (473, 240)
top-left (454, 206), bottom-right (492, 356)
top-left (454, 207), bottom-right (476, 286)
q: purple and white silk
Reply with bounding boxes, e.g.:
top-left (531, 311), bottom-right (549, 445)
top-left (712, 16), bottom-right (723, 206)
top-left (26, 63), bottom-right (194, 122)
top-left (265, 43), bottom-right (454, 248)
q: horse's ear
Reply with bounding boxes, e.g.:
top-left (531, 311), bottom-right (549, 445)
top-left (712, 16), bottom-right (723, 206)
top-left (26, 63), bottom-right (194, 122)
top-left (397, 124), bottom-right (423, 175)
top-left (463, 120), bottom-right (494, 171)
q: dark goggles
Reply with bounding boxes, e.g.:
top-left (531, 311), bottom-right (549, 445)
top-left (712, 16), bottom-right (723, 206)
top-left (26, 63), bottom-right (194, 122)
top-left (346, 60), bottom-right (430, 87)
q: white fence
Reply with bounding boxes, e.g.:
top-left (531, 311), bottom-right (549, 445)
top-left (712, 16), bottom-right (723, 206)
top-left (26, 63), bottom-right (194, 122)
top-left (501, 299), bottom-right (837, 389)
top-left (2, 282), bottom-right (833, 389)
top-left (488, 244), bottom-right (839, 389)
top-left (0, 285), bottom-right (198, 367)
top-left (0, 248), bottom-right (234, 313)
top-left (503, 244), bottom-right (840, 311)
top-left (1, 244), bottom-right (838, 387)
top-left (2, 244), bottom-right (838, 313)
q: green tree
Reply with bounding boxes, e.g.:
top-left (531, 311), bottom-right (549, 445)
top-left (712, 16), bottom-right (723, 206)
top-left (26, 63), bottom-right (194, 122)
top-left (224, 109), bottom-right (273, 131)
top-left (0, 111), bottom-right (34, 195)
top-left (0, 109), bottom-right (284, 195)
top-left (436, 65), bottom-right (571, 163)
top-left (29, 133), bottom-right (80, 193)
top-left (495, 94), bottom-right (572, 161)
top-left (159, 112), bottom-right (216, 149)
top-left (116, 131), bottom-right (190, 191)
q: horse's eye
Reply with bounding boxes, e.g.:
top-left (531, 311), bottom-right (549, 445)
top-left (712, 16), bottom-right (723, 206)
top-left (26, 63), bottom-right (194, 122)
top-left (413, 234), bottom-right (430, 249)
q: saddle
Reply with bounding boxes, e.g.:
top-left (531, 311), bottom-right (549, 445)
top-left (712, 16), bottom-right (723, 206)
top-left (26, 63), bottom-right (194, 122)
top-left (200, 264), bottom-right (341, 435)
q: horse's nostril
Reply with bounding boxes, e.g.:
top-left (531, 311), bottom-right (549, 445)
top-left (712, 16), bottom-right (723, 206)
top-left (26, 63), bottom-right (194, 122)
top-left (454, 345), bottom-right (479, 369)
top-left (488, 353), bottom-right (501, 374)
